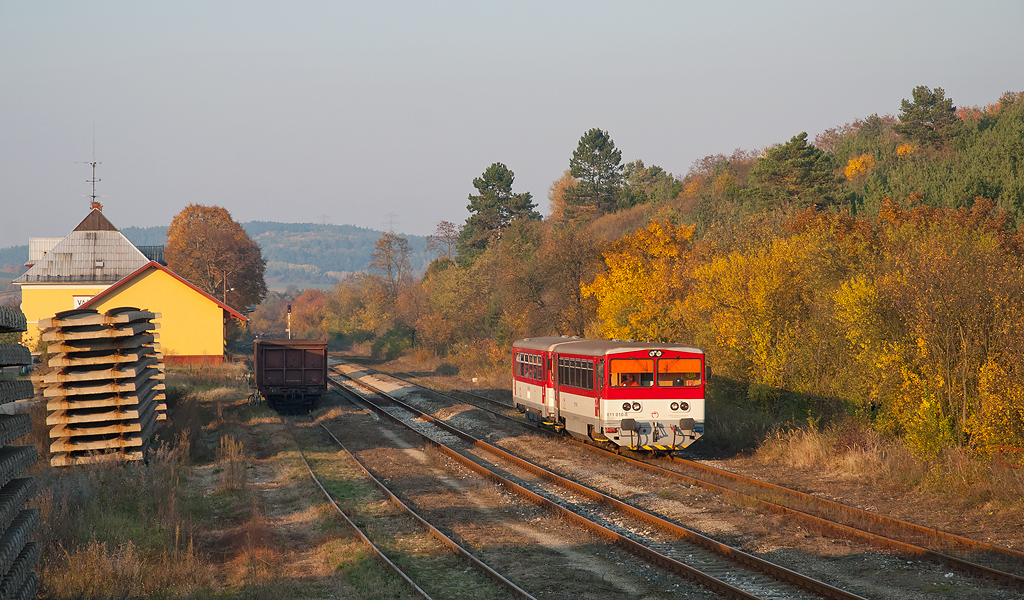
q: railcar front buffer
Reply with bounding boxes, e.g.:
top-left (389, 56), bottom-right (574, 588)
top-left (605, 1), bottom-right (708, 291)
top-left (672, 417), bottom-right (696, 449)
top-left (621, 418), bottom-right (637, 448)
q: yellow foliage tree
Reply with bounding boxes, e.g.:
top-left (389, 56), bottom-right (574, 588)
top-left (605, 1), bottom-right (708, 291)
top-left (686, 232), bottom-right (819, 388)
top-left (969, 356), bottom-right (1024, 455)
top-left (844, 153), bottom-right (876, 180)
top-left (896, 143), bottom-right (917, 157)
top-left (582, 220), bottom-right (695, 342)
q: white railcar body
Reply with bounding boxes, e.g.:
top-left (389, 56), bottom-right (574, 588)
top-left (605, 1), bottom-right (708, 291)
top-left (512, 337), bottom-right (707, 452)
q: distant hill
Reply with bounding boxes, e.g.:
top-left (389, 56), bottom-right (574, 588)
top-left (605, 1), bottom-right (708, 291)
top-left (0, 246), bottom-right (27, 276)
top-left (124, 221), bottom-right (432, 284)
top-left (0, 221), bottom-right (433, 286)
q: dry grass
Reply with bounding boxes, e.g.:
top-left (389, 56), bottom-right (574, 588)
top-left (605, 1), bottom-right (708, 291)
top-left (25, 362), bottom-right (255, 600)
top-left (757, 426), bottom-right (834, 469)
top-left (217, 435), bottom-right (248, 490)
top-left (756, 420), bottom-right (1024, 504)
top-left (42, 538), bottom-right (212, 600)
top-left (31, 430), bottom-right (216, 599)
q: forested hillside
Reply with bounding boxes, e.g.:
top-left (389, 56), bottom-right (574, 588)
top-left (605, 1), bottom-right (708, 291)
top-left (256, 87), bottom-right (1024, 461)
top-left (121, 222), bottom-right (430, 283)
top-left (0, 246), bottom-right (27, 276)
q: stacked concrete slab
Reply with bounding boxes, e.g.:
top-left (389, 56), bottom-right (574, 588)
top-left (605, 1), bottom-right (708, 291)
top-left (0, 305), bottom-right (40, 600)
top-left (40, 308), bottom-right (166, 467)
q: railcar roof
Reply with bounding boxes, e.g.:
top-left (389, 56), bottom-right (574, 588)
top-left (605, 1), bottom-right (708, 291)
top-left (514, 336), bottom-right (581, 351)
top-left (514, 337), bottom-right (702, 356)
top-left (254, 339), bottom-right (328, 348)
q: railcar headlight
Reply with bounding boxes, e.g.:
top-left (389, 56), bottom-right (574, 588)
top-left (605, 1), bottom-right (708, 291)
top-left (631, 402), bottom-right (641, 411)
top-left (680, 402), bottom-right (689, 411)
top-left (622, 402), bottom-right (631, 412)
top-left (670, 402), bottom-right (679, 411)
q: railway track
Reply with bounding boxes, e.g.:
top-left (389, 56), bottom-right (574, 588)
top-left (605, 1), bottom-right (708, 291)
top-left (340, 359), bottom-right (1024, 593)
top-left (329, 366), bottom-right (870, 600)
top-left (285, 411), bottom-right (536, 600)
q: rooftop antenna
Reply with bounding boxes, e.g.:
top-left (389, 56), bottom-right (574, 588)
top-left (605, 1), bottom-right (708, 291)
top-left (79, 124), bottom-right (106, 210)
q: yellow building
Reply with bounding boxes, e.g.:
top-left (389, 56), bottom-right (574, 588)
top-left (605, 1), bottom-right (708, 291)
top-left (14, 206), bottom-right (247, 363)
top-left (80, 261), bottom-right (246, 364)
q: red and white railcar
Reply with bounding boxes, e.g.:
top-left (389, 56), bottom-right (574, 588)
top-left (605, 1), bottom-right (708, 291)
top-left (512, 337), bottom-right (706, 452)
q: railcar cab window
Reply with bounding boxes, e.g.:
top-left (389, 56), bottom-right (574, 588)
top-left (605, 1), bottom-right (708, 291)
top-left (657, 357), bottom-right (702, 387)
top-left (515, 352), bottom-right (543, 380)
top-left (610, 358), bottom-right (654, 387)
top-left (557, 357), bottom-right (594, 391)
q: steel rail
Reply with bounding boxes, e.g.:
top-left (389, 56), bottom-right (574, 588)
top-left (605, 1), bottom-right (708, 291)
top-left (369, 361), bottom-right (1024, 587)
top-left (295, 445), bottom-right (433, 599)
top-left (313, 402), bottom-right (539, 600)
top-left (330, 369), bottom-right (868, 600)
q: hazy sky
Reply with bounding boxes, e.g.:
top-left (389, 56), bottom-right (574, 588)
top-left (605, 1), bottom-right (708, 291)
top-left (2, 1), bottom-right (1022, 246)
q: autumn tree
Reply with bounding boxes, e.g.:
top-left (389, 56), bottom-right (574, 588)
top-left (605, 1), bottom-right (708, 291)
top-left (370, 231), bottom-right (413, 300)
top-left (568, 128), bottom-right (623, 218)
top-left (537, 226), bottom-right (599, 336)
top-left (491, 219), bottom-right (547, 341)
top-left (289, 288), bottom-right (327, 336)
top-left (165, 204), bottom-right (267, 309)
top-left (457, 162), bottom-right (539, 262)
top-left (320, 274), bottom-right (380, 342)
top-left (546, 170), bottom-right (577, 224)
top-left (426, 220), bottom-right (460, 261)
top-left (744, 132), bottom-right (841, 211)
top-left (894, 85), bottom-right (962, 150)
top-left (583, 220), bottom-right (696, 342)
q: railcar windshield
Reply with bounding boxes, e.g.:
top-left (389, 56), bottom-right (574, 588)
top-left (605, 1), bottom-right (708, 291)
top-left (610, 358), bottom-right (654, 387)
top-left (610, 356), bottom-right (702, 388)
top-left (657, 357), bottom-right (702, 387)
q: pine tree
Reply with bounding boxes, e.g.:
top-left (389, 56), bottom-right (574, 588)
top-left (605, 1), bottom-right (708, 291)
top-left (568, 128), bottom-right (623, 218)
top-left (457, 162), bottom-right (538, 262)
top-left (894, 85), bottom-right (963, 149)
top-left (745, 132), bottom-right (841, 211)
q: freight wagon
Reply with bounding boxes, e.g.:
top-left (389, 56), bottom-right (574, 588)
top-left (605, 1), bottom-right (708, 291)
top-left (253, 339), bottom-right (328, 413)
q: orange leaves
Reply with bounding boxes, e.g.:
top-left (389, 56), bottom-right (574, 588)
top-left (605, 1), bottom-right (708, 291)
top-left (896, 143), bottom-right (916, 157)
top-left (165, 204), bottom-right (266, 309)
top-left (844, 153), bottom-right (876, 181)
top-left (289, 289), bottom-right (327, 334)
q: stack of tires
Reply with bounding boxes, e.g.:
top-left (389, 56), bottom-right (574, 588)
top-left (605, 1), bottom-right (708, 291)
top-left (0, 305), bottom-right (40, 600)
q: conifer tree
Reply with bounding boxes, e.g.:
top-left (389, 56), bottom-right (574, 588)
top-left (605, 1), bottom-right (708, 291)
top-left (568, 128), bottom-right (623, 218)
top-left (457, 162), bottom-right (539, 262)
top-left (745, 132), bottom-right (841, 211)
top-left (894, 85), bottom-right (962, 149)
